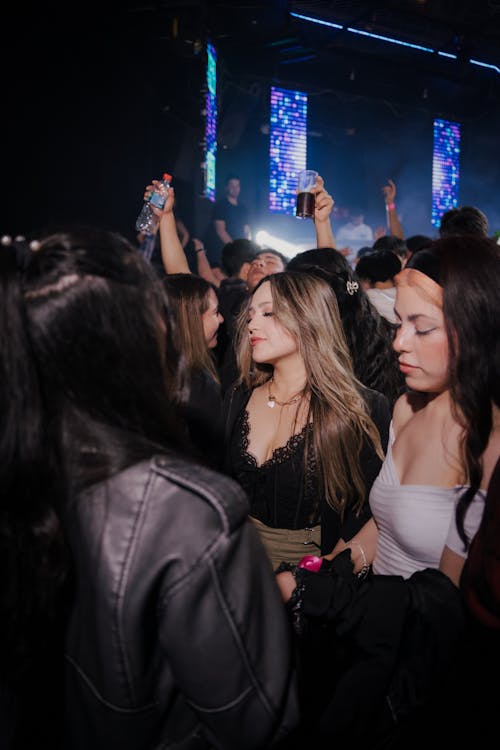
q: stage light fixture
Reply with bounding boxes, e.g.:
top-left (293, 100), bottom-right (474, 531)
top-left (269, 86), bottom-right (308, 215)
top-left (431, 118), bottom-right (461, 229)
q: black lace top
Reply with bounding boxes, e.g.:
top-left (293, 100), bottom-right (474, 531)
top-left (180, 368), bottom-right (224, 470)
top-left (232, 408), bottom-right (319, 529)
top-left (222, 384), bottom-right (392, 555)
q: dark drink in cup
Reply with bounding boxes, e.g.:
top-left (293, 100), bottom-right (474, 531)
top-left (295, 169), bottom-right (318, 219)
top-left (296, 191), bottom-right (315, 219)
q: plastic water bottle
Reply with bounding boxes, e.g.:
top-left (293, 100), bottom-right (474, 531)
top-left (138, 233), bottom-right (157, 262)
top-left (135, 173), bottom-right (172, 234)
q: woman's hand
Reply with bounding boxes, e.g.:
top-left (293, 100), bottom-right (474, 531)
top-left (382, 177), bottom-right (396, 206)
top-left (144, 182), bottom-right (175, 218)
top-left (311, 175), bottom-right (334, 224)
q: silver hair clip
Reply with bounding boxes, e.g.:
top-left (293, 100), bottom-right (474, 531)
top-left (346, 280), bottom-right (359, 295)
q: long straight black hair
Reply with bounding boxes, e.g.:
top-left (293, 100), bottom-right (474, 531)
top-left (432, 235), bottom-right (500, 545)
top-left (405, 235), bottom-right (500, 545)
top-left (287, 247), bottom-right (406, 407)
top-left (0, 227), bottom-right (188, 686)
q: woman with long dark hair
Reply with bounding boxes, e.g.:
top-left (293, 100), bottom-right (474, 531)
top-left (0, 228), bottom-right (298, 749)
top-left (162, 273), bottom-right (224, 467)
top-left (287, 247), bottom-right (406, 408)
top-left (275, 234), bottom-right (500, 747)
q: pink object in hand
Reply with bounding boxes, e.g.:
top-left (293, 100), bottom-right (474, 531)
top-left (298, 555), bottom-right (323, 572)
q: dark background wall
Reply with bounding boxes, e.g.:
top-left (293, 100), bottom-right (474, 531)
top-left (3, 2), bottom-right (500, 246)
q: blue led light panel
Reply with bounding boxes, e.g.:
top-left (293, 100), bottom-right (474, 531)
top-left (269, 86), bottom-right (308, 214)
top-left (432, 118), bottom-right (461, 228)
top-left (205, 43), bottom-right (217, 202)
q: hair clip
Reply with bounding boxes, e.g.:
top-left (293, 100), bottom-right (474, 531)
top-left (346, 280), bottom-right (359, 295)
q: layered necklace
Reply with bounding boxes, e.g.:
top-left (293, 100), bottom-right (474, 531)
top-left (266, 377), bottom-right (305, 409)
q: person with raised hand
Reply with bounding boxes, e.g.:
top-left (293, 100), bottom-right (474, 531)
top-left (382, 177), bottom-right (405, 240)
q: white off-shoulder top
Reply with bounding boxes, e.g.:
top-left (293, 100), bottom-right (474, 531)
top-left (370, 423), bottom-right (485, 579)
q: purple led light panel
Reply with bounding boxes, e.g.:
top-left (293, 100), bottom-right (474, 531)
top-left (432, 118), bottom-right (461, 228)
top-left (269, 86), bottom-right (308, 214)
top-left (205, 43), bottom-right (217, 202)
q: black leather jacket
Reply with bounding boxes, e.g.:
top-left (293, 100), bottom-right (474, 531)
top-left (63, 455), bottom-right (299, 750)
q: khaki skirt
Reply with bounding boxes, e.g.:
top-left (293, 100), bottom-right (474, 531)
top-left (250, 516), bottom-right (321, 571)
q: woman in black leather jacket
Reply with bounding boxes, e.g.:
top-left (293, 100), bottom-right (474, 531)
top-left (0, 228), bottom-right (298, 750)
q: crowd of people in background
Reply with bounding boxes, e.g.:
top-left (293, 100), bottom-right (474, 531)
top-left (1, 171), bottom-right (499, 750)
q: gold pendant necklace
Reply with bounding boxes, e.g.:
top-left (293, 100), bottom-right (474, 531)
top-left (267, 378), bottom-right (304, 409)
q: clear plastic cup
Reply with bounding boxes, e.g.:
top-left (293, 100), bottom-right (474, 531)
top-left (295, 169), bottom-right (318, 219)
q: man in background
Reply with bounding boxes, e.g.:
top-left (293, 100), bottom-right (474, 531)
top-left (439, 205), bottom-right (489, 237)
top-left (204, 175), bottom-right (251, 272)
top-left (355, 249), bottom-right (402, 325)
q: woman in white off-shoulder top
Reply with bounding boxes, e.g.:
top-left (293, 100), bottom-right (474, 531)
top-left (274, 232), bottom-right (500, 750)
top-left (329, 234), bottom-right (499, 585)
top-left (277, 233), bottom-right (499, 593)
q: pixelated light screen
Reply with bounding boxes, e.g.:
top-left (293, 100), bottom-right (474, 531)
top-left (269, 86), bottom-right (308, 214)
top-left (204, 42), bottom-right (217, 202)
top-left (432, 118), bottom-right (461, 228)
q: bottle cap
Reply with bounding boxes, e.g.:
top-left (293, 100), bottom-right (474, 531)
top-left (162, 173), bottom-right (172, 181)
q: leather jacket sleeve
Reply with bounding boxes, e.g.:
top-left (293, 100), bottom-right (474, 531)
top-left (152, 458), bottom-right (299, 749)
top-left (64, 456), bottom-right (299, 750)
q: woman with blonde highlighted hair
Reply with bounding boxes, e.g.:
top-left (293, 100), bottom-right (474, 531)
top-left (222, 270), bottom-right (390, 569)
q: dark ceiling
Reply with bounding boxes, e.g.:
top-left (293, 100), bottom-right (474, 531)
top-left (119, 0), bottom-right (500, 120)
top-left (4, 1), bottom-right (500, 236)
top-left (7, 1), bottom-right (500, 123)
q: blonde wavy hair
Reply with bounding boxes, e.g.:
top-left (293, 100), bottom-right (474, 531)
top-left (235, 271), bottom-right (384, 516)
